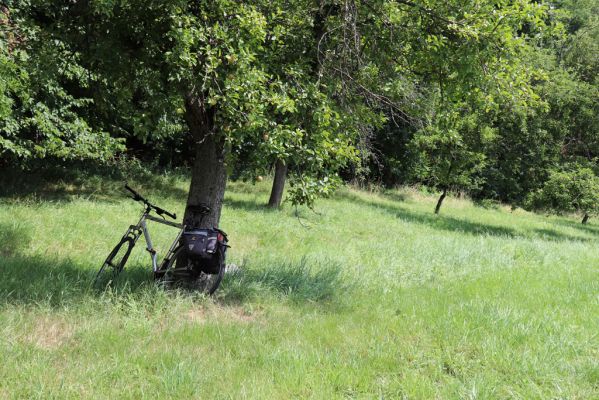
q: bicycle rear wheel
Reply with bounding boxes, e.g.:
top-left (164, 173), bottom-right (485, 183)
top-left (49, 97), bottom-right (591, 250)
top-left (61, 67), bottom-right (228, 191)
top-left (158, 246), bottom-right (225, 295)
top-left (94, 237), bottom-right (134, 288)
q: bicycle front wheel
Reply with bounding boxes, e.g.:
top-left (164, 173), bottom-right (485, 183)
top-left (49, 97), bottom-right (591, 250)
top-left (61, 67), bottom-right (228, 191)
top-left (158, 246), bottom-right (225, 295)
top-left (94, 237), bottom-right (134, 288)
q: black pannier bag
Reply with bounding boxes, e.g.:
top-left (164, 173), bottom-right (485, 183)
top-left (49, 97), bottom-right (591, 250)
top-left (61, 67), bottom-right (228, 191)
top-left (181, 228), bottom-right (228, 274)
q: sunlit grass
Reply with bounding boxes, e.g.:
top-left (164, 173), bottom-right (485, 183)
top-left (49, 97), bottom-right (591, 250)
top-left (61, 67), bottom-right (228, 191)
top-left (0, 172), bottom-right (597, 398)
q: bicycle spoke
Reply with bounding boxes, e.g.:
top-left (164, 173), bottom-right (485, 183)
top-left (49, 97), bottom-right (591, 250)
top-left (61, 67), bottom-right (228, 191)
top-left (156, 246), bottom-right (225, 294)
top-left (94, 238), bottom-right (133, 288)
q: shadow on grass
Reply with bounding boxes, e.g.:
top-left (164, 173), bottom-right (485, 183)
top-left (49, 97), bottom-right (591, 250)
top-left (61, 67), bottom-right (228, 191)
top-left (0, 250), bottom-right (349, 308)
top-left (337, 190), bottom-right (520, 236)
top-left (0, 222), bottom-right (32, 258)
top-left (0, 253), bottom-right (157, 307)
top-left (337, 191), bottom-right (595, 243)
top-left (552, 218), bottom-right (599, 236)
top-left (381, 190), bottom-right (409, 203)
top-left (226, 180), bottom-right (271, 196)
top-left (217, 258), bottom-right (350, 305)
top-left (533, 228), bottom-right (594, 242)
top-left (223, 198), bottom-right (274, 213)
top-left (0, 164), bottom-right (188, 204)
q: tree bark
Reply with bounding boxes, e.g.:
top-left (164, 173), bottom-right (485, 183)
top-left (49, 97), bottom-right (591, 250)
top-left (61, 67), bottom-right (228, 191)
top-left (268, 159), bottom-right (287, 208)
top-left (311, 1), bottom-right (331, 77)
top-left (435, 188), bottom-right (447, 215)
top-left (182, 94), bottom-right (227, 229)
top-left (582, 213), bottom-right (589, 224)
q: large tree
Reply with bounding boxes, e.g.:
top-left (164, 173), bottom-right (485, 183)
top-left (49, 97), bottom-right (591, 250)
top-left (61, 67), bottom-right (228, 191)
top-left (13, 1), bottom-right (362, 225)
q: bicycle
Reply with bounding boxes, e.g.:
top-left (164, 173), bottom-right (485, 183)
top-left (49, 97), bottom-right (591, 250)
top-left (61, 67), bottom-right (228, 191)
top-left (94, 184), bottom-right (229, 294)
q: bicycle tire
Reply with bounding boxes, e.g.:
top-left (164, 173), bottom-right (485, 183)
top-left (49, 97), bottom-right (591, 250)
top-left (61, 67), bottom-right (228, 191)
top-left (158, 246), bottom-right (225, 295)
top-left (94, 237), bottom-right (135, 288)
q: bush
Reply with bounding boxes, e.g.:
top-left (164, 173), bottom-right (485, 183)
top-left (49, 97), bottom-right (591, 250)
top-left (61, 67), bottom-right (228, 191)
top-left (526, 166), bottom-right (599, 219)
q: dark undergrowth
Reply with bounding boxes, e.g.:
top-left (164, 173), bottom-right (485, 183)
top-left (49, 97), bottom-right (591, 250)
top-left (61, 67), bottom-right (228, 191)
top-left (0, 158), bottom-right (189, 204)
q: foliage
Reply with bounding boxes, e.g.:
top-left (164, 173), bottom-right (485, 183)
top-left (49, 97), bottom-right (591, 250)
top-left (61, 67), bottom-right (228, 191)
top-left (364, 0), bottom-right (550, 200)
top-left (2, 0), bottom-right (598, 213)
top-left (477, 0), bottom-right (599, 204)
top-left (0, 4), bottom-right (123, 163)
top-left (526, 165), bottom-right (599, 217)
top-left (409, 103), bottom-right (492, 195)
top-left (12, 0), bottom-right (362, 207)
top-left (363, 0), bottom-right (598, 213)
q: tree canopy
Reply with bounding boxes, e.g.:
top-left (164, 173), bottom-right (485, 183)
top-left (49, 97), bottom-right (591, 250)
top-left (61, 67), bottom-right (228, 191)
top-left (1, 0), bottom-right (597, 222)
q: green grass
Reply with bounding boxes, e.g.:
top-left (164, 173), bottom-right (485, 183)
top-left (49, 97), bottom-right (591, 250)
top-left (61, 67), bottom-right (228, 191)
top-left (0, 171), bottom-right (597, 399)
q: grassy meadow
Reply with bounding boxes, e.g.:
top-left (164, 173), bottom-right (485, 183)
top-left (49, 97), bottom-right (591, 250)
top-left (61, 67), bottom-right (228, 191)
top-left (0, 170), bottom-right (597, 399)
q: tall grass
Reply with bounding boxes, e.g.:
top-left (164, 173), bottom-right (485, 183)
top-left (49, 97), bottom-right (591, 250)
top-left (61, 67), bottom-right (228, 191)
top-left (0, 169), bottom-right (597, 398)
top-left (220, 257), bottom-right (350, 303)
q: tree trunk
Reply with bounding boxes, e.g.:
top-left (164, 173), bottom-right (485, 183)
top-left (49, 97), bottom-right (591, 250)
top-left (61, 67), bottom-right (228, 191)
top-left (268, 159), bottom-right (287, 208)
top-left (582, 213), bottom-right (589, 224)
top-left (311, 1), bottom-right (330, 77)
top-left (435, 188), bottom-right (447, 215)
top-left (182, 94), bottom-right (227, 229)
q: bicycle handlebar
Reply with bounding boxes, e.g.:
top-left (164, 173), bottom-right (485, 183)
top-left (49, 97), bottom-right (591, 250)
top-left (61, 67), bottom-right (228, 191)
top-left (124, 184), bottom-right (177, 220)
top-left (153, 205), bottom-right (177, 220)
top-left (125, 184), bottom-right (145, 202)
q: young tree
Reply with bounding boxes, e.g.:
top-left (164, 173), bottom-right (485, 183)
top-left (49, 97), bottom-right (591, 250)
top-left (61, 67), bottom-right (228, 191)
top-left (409, 107), bottom-right (490, 214)
top-left (258, 0), bottom-right (388, 208)
top-left (347, 0), bottom-right (551, 203)
top-left (527, 166), bottom-right (599, 224)
top-left (222, 0), bottom-right (363, 209)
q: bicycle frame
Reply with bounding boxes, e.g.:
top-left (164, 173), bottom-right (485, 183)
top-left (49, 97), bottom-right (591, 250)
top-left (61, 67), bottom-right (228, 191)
top-left (96, 186), bottom-right (227, 294)
top-left (121, 209), bottom-right (185, 272)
